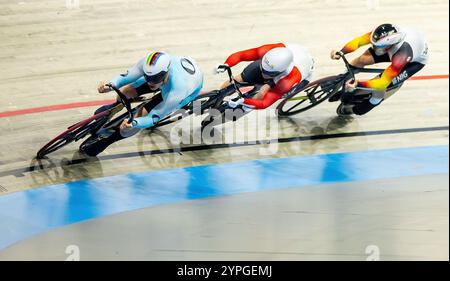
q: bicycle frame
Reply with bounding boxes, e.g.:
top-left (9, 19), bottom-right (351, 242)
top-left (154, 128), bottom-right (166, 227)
top-left (276, 53), bottom-right (388, 117)
top-left (187, 66), bottom-right (253, 112)
top-left (340, 53), bottom-right (385, 90)
top-left (309, 54), bottom-right (386, 98)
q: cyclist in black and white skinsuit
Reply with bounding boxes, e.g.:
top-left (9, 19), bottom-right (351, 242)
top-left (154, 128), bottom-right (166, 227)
top-left (330, 23), bottom-right (429, 116)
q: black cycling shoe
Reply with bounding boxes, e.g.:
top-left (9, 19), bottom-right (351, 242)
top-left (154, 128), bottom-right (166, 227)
top-left (336, 103), bottom-right (354, 117)
top-left (94, 101), bottom-right (119, 115)
top-left (79, 137), bottom-right (108, 157)
top-left (79, 130), bottom-right (123, 157)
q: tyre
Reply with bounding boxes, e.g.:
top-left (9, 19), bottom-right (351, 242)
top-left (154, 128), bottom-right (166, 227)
top-left (276, 76), bottom-right (342, 117)
top-left (36, 112), bottom-right (109, 159)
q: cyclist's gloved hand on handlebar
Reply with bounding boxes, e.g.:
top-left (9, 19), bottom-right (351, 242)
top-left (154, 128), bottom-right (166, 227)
top-left (97, 81), bottom-right (112, 93)
top-left (213, 63), bottom-right (229, 75)
top-left (228, 98), bottom-right (244, 108)
top-left (330, 50), bottom-right (343, 60)
top-left (345, 79), bottom-right (358, 93)
top-left (228, 98), bottom-right (254, 112)
top-left (120, 118), bottom-right (134, 130)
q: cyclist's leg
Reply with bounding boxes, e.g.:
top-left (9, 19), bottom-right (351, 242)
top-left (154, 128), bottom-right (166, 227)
top-left (241, 60), bottom-right (267, 85)
top-left (347, 83), bottom-right (401, 116)
top-left (220, 60), bottom-right (263, 89)
top-left (339, 51), bottom-right (398, 114)
top-left (333, 48), bottom-right (390, 103)
top-left (340, 88), bottom-right (370, 104)
top-left (82, 86), bottom-right (163, 156)
top-left (351, 97), bottom-right (381, 115)
top-left (216, 63), bottom-right (260, 104)
top-left (339, 87), bottom-right (385, 116)
top-left (216, 62), bottom-right (261, 110)
top-left (339, 87), bottom-right (389, 116)
top-left (225, 60), bottom-right (264, 94)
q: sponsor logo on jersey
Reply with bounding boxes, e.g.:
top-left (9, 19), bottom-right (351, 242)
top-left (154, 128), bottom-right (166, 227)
top-left (393, 71), bottom-right (409, 85)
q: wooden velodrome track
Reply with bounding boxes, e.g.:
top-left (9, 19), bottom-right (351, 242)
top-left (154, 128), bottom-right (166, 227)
top-left (0, 0), bottom-right (448, 260)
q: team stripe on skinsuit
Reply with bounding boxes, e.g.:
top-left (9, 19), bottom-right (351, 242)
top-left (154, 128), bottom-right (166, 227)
top-left (358, 45), bottom-right (412, 90)
top-left (341, 32), bottom-right (372, 54)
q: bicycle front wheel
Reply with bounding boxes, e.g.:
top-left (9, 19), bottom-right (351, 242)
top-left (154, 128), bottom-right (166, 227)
top-left (276, 76), bottom-right (341, 117)
top-left (36, 112), bottom-right (109, 159)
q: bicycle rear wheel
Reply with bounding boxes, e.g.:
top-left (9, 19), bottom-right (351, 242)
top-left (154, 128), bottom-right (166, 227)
top-left (276, 76), bottom-right (342, 117)
top-left (36, 111), bottom-right (109, 159)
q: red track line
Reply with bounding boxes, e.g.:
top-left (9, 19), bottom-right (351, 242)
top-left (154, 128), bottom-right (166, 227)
top-left (409, 74), bottom-right (449, 80)
top-left (0, 100), bottom-right (115, 118)
top-left (0, 74), bottom-right (448, 119)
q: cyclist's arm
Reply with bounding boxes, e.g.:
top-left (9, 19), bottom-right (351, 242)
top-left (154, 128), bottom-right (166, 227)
top-left (341, 32), bottom-right (372, 54)
top-left (357, 44), bottom-right (412, 90)
top-left (110, 58), bottom-right (145, 89)
top-left (224, 43), bottom-right (285, 67)
top-left (132, 90), bottom-right (184, 129)
top-left (243, 67), bottom-right (301, 109)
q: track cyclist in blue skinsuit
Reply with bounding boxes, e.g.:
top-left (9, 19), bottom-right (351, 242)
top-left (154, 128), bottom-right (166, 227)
top-left (81, 51), bottom-right (204, 157)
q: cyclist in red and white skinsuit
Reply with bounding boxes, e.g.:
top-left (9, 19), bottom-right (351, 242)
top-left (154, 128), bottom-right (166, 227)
top-left (215, 43), bottom-right (314, 110)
